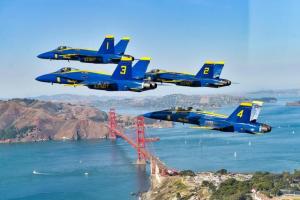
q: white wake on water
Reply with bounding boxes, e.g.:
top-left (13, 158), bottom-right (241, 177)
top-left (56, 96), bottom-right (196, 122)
top-left (32, 170), bottom-right (50, 175)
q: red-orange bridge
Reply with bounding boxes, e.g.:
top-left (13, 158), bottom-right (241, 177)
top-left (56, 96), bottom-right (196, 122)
top-left (107, 108), bottom-right (175, 176)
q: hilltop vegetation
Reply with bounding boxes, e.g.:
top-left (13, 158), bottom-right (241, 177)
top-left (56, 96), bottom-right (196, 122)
top-left (142, 169), bottom-right (300, 200)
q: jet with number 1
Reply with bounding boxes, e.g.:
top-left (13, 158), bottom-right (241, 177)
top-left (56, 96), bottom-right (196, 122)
top-left (35, 57), bottom-right (157, 92)
top-left (143, 101), bottom-right (271, 135)
top-left (145, 61), bottom-right (231, 88)
top-left (37, 35), bottom-right (134, 64)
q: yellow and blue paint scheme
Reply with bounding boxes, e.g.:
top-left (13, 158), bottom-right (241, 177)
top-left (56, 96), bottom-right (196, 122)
top-left (37, 35), bottom-right (134, 64)
top-left (145, 61), bottom-right (231, 88)
top-left (36, 57), bottom-right (157, 92)
top-left (143, 101), bottom-right (272, 134)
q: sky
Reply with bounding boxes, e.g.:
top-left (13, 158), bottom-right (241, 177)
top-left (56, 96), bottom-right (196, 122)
top-left (0, 0), bottom-right (299, 98)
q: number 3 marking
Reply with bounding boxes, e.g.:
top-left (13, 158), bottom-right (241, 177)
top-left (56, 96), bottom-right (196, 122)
top-left (120, 66), bottom-right (127, 75)
top-left (237, 110), bottom-right (244, 118)
top-left (203, 67), bottom-right (209, 74)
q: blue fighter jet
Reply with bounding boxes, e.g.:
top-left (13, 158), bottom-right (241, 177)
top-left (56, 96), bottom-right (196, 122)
top-left (37, 35), bottom-right (134, 64)
top-left (145, 61), bottom-right (231, 88)
top-left (143, 101), bottom-right (271, 134)
top-left (35, 57), bottom-right (157, 92)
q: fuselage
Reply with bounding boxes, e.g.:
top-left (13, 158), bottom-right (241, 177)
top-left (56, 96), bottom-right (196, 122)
top-left (36, 68), bottom-right (157, 92)
top-left (143, 108), bottom-right (271, 134)
top-left (145, 70), bottom-right (231, 88)
top-left (37, 47), bottom-right (134, 64)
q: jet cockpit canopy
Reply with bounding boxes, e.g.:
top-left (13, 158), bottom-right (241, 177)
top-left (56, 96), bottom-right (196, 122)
top-left (55, 46), bottom-right (71, 51)
top-left (55, 67), bottom-right (78, 73)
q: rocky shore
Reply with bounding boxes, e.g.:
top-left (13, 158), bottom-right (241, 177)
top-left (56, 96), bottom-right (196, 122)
top-left (0, 99), bottom-right (172, 143)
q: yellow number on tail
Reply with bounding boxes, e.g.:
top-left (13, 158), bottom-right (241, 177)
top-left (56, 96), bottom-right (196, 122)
top-left (203, 67), bottom-right (209, 74)
top-left (120, 66), bottom-right (127, 75)
top-left (237, 110), bottom-right (244, 118)
top-left (106, 42), bottom-right (109, 50)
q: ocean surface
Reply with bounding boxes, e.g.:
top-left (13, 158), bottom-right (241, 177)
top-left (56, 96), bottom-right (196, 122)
top-left (1, 97), bottom-right (300, 200)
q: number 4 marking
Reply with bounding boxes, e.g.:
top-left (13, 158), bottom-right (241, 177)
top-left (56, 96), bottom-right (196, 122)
top-left (237, 110), bottom-right (244, 118)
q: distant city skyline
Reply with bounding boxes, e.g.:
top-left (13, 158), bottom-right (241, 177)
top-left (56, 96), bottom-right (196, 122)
top-left (0, 0), bottom-right (299, 98)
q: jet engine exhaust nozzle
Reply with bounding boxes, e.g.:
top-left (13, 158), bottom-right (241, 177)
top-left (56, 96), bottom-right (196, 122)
top-left (142, 81), bottom-right (157, 90)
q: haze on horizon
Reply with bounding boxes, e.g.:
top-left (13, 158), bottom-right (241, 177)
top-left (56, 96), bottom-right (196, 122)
top-left (0, 0), bottom-right (299, 98)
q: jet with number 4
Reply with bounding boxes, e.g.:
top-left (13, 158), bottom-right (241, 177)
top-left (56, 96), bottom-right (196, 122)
top-left (145, 61), bottom-right (231, 88)
top-left (37, 35), bottom-right (134, 64)
top-left (143, 101), bottom-right (271, 134)
top-left (35, 57), bottom-right (157, 92)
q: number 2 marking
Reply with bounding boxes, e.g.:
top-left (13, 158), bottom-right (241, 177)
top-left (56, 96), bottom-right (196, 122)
top-left (120, 66), bottom-right (127, 75)
top-left (237, 110), bottom-right (244, 118)
top-left (203, 67), bottom-right (209, 74)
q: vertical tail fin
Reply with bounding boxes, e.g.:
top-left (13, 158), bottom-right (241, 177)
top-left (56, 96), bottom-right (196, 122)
top-left (111, 57), bottom-right (133, 80)
top-left (212, 62), bottom-right (224, 79)
top-left (195, 61), bottom-right (215, 78)
top-left (227, 101), bottom-right (264, 123)
top-left (132, 57), bottom-right (151, 79)
top-left (195, 61), bottom-right (225, 79)
top-left (98, 35), bottom-right (115, 54)
top-left (114, 37), bottom-right (130, 55)
top-left (250, 101), bottom-right (264, 122)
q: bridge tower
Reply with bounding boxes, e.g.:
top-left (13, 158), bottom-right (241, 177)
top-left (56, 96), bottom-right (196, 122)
top-left (108, 108), bottom-right (117, 140)
top-left (136, 116), bottom-right (146, 165)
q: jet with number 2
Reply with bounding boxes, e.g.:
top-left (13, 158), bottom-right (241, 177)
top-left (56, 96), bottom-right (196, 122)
top-left (145, 61), bottom-right (231, 88)
top-left (35, 57), bottom-right (157, 92)
top-left (143, 101), bottom-right (271, 135)
top-left (37, 35), bottom-right (134, 64)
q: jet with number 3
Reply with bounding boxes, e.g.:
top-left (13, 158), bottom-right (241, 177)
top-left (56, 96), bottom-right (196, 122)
top-left (35, 57), bottom-right (157, 92)
top-left (143, 101), bottom-right (271, 134)
top-left (145, 61), bottom-right (231, 88)
top-left (37, 35), bottom-right (134, 64)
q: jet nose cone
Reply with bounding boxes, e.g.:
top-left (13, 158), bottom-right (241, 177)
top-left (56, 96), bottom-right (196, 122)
top-left (227, 80), bottom-right (231, 86)
top-left (143, 112), bottom-right (152, 118)
top-left (35, 75), bottom-right (43, 82)
top-left (37, 53), bottom-right (45, 59)
top-left (35, 75), bottom-right (49, 82)
top-left (37, 52), bottom-right (53, 59)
